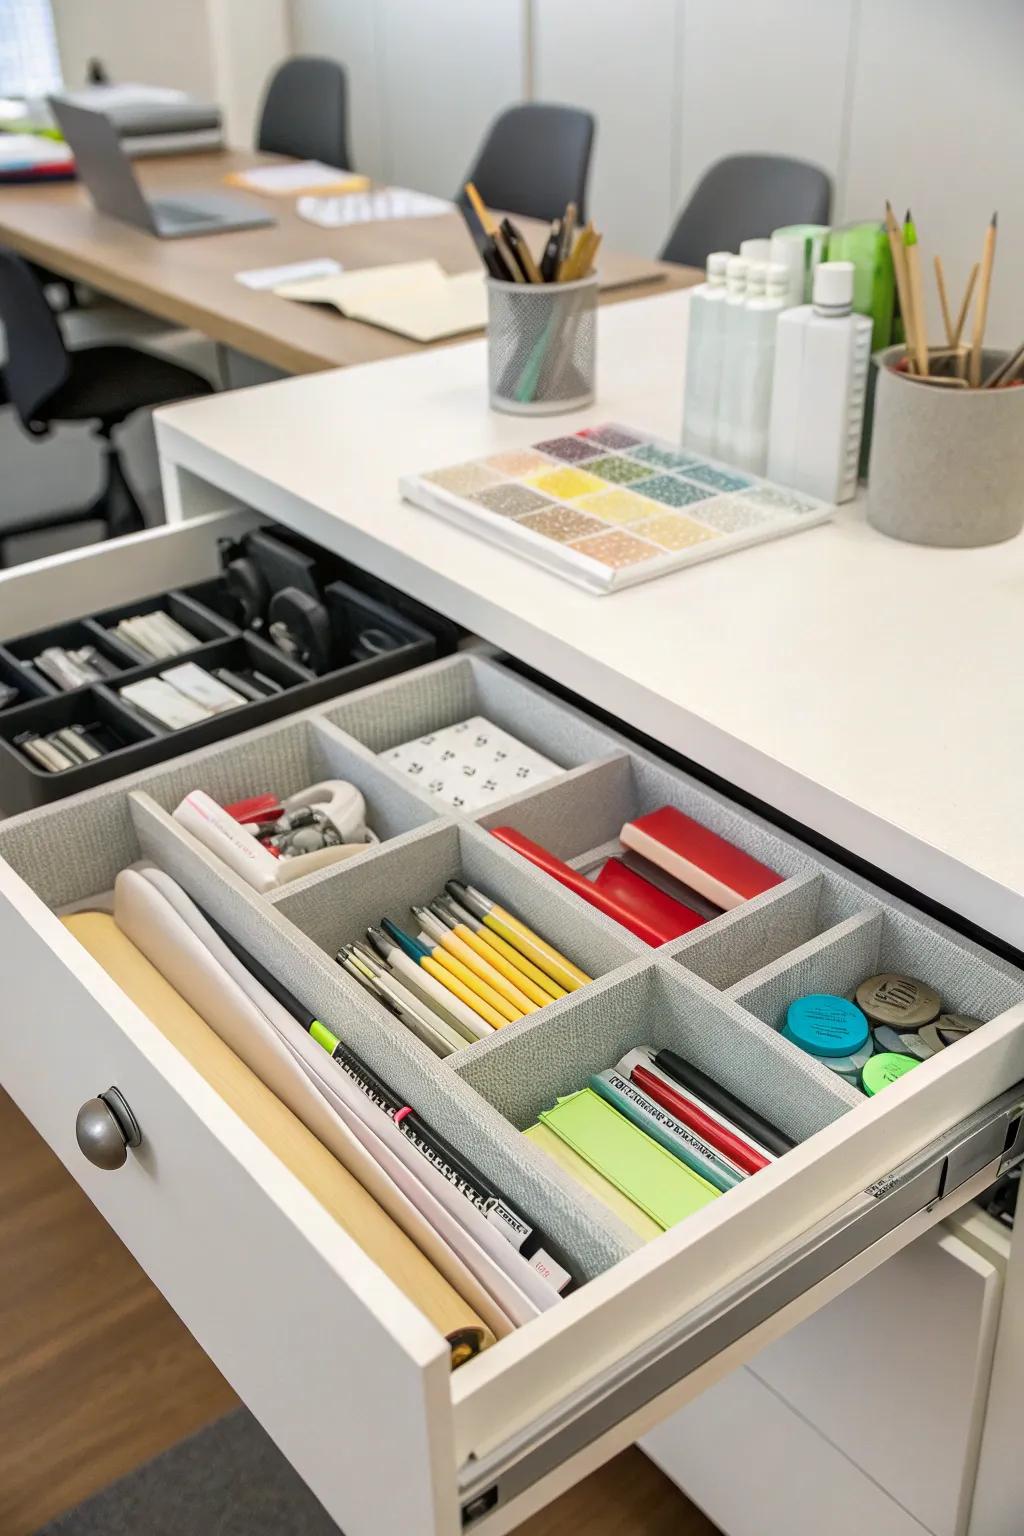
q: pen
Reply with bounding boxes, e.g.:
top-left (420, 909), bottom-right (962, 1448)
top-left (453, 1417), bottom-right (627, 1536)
top-left (368, 926), bottom-right (500, 1035)
top-left (338, 946), bottom-right (466, 1056)
top-left (446, 880), bottom-right (592, 992)
top-left (364, 927), bottom-right (492, 1041)
top-left (555, 201), bottom-right (577, 280)
top-left (462, 180), bottom-right (517, 281)
top-left (540, 218), bottom-right (563, 282)
top-left (414, 905), bottom-right (539, 1015)
top-left (431, 896), bottom-right (559, 1007)
top-left (308, 1013), bottom-right (573, 1285)
top-left (441, 889), bottom-right (573, 1000)
top-left (381, 918), bottom-right (514, 1026)
top-left (347, 938), bottom-right (485, 1044)
top-left (500, 217), bottom-right (543, 284)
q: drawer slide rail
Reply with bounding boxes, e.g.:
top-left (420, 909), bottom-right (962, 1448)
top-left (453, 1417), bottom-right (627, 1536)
top-left (460, 1087), bottom-right (1024, 1526)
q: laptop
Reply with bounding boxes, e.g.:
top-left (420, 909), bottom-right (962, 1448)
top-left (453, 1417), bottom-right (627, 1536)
top-left (49, 98), bottom-right (275, 239)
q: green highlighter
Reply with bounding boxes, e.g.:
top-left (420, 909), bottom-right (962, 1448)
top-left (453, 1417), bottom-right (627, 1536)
top-left (537, 1088), bottom-right (720, 1230)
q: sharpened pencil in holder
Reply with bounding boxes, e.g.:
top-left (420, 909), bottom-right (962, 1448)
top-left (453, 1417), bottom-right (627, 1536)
top-left (487, 275), bottom-right (598, 416)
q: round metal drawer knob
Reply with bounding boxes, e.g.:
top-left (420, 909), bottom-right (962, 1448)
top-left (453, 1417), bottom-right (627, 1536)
top-left (75, 1088), bottom-right (143, 1171)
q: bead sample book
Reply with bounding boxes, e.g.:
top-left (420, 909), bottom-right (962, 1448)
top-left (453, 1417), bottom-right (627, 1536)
top-left (400, 424), bottom-right (833, 594)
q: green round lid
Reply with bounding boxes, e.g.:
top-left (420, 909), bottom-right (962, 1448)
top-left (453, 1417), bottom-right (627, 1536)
top-left (862, 1052), bottom-right (922, 1095)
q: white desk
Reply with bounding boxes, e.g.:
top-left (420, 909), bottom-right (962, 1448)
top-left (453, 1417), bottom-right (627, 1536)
top-left (156, 291), bottom-right (1024, 951)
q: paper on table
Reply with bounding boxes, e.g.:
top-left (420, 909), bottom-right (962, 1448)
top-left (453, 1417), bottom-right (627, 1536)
top-left (236, 257), bottom-right (343, 291)
top-left (276, 259), bottom-right (487, 343)
top-left (226, 160), bottom-right (370, 197)
top-left (297, 187), bottom-right (453, 228)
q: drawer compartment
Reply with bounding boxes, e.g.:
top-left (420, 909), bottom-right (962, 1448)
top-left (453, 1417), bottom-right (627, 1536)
top-left (0, 515), bottom-right (437, 813)
top-left (0, 650), bottom-right (1023, 1536)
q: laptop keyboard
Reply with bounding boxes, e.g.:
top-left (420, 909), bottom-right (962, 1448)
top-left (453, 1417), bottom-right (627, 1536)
top-left (154, 199), bottom-right (212, 225)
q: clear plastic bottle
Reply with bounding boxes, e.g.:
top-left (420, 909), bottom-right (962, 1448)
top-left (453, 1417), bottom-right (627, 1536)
top-left (732, 260), bottom-right (789, 474)
top-left (681, 250), bottom-right (731, 455)
top-left (713, 255), bottom-right (751, 463)
top-left (767, 260), bottom-right (873, 502)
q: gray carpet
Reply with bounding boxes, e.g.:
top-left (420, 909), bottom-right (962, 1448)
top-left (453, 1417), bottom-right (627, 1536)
top-left (35, 1409), bottom-right (342, 1535)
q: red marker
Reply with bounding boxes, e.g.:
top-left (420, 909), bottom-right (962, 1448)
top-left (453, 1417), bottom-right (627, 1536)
top-left (630, 1063), bottom-right (770, 1174)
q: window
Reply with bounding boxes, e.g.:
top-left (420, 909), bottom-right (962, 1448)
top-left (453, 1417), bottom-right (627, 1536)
top-left (0, 0), bottom-right (62, 99)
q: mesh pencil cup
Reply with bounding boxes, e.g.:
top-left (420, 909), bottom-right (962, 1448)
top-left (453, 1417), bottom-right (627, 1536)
top-left (487, 275), bottom-right (598, 416)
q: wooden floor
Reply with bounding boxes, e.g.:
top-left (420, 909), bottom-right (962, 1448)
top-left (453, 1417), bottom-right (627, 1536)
top-left (0, 1089), bottom-right (718, 1536)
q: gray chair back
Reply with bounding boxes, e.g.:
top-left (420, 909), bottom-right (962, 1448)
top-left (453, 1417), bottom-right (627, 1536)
top-left (257, 56), bottom-right (351, 169)
top-left (0, 248), bottom-right (70, 432)
top-left (661, 154), bottom-right (832, 269)
top-left (460, 103), bottom-right (595, 224)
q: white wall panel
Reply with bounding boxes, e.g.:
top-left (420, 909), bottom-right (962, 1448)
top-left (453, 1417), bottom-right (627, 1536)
top-left (674, 0), bottom-right (854, 231)
top-left (376, 0), bottom-right (526, 200)
top-left (533, 0), bottom-right (678, 255)
top-left (289, 0), bottom-right (388, 178)
top-left (842, 0), bottom-right (1024, 346)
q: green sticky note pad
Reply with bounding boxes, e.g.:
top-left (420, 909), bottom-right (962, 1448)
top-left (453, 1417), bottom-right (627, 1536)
top-left (538, 1088), bottom-right (720, 1230)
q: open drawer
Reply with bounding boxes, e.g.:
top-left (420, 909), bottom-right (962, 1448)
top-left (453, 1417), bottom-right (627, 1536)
top-left (0, 638), bottom-right (1023, 1536)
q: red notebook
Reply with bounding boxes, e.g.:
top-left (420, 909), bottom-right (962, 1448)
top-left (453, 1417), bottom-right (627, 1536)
top-left (620, 806), bottom-right (782, 911)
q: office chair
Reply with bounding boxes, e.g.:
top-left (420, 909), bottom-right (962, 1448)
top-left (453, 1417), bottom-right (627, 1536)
top-left (458, 103), bottom-right (595, 225)
top-left (257, 56), bottom-right (351, 169)
top-left (0, 249), bottom-right (213, 563)
top-left (661, 154), bottom-right (832, 270)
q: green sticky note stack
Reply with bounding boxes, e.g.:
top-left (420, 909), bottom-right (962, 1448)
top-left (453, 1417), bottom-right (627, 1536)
top-left (535, 1088), bottom-right (720, 1231)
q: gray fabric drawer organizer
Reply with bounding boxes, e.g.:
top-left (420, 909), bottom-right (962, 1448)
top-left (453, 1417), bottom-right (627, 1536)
top-left (1, 652), bottom-right (1020, 1286)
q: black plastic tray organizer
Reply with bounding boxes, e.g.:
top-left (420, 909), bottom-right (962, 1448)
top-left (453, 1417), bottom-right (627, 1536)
top-left (0, 582), bottom-right (435, 814)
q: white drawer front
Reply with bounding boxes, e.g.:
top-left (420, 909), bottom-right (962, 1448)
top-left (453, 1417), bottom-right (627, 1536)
top-left (0, 643), bottom-right (1022, 1535)
top-left (0, 870), bottom-right (457, 1536)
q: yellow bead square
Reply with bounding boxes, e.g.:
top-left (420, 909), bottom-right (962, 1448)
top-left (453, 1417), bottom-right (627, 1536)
top-left (576, 488), bottom-right (655, 525)
top-left (527, 467), bottom-right (606, 500)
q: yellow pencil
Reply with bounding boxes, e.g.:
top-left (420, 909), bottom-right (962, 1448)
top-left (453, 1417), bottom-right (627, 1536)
top-left (420, 954), bottom-right (508, 1031)
top-left (424, 942), bottom-right (523, 1024)
top-left (969, 211), bottom-right (998, 387)
top-left (442, 897), bottom-right (568, 1001)
top-left (415, 908), bottom-right (539, 1014)
top-left (903, 210), bottom-right (929, 377)
top-left (432, 898), bottom-right (559, 1007)
top-left (449, 882), bottom-right (592, 992)
top-left (884, 201), bottom-right (915, 370)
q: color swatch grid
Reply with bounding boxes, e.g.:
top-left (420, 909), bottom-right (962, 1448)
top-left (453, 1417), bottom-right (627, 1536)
top-left (400, 424), bottom-right (833, 594)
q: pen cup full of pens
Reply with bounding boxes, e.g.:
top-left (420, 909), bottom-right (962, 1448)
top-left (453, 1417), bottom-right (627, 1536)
top-left (867, 345), bottom-right (1024, 546)
top-left (487, 274), bottom-right (598, 415)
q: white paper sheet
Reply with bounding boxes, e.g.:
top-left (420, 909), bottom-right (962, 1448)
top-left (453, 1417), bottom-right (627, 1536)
top-left (236, 257), bottom-right (343, 291)
top-left (297, 187), bottom-right (453, 228)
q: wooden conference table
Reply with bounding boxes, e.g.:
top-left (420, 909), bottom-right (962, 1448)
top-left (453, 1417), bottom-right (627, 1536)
top-left (0, 148), bottom-right (697, 375)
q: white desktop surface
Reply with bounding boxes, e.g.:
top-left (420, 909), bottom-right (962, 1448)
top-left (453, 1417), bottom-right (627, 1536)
top-left (156, 291), bottom-right (1024, 949)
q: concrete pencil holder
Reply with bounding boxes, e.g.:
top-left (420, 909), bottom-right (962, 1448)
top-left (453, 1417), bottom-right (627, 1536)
top-left (867, 345), bottom-right (1024, 547)
top-left (487, 275), bottom-right (598, 416)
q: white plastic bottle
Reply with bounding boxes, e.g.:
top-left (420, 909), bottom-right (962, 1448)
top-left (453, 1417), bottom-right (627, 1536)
top-left (767, 260), bottom-right (872, 503)
top-left (739, 237), bottom-right (772, 265)
top-left (732, 260), bottom-right (789, 474)
top-left (680, 250), bottom-right (731, 454)
top-left (713, 255), bottom-right (751, 462)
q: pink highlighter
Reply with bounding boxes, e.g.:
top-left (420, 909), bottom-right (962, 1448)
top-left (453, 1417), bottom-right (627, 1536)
top-left (489, 826), bottom-right (705, 945)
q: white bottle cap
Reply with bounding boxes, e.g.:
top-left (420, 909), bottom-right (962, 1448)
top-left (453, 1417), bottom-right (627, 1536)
top-left (765, 260), bottom-right (789, 296)
top-left (746, 262), bottom-right (767, 296)
top-left (813, 260), bottom-right (855, 314)
top-left (725, 255), bottom-right (748, 296)
top-left (740, 238), bottom-right (772, 263)
top-left (706, 250), bottom-right (730, 285)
